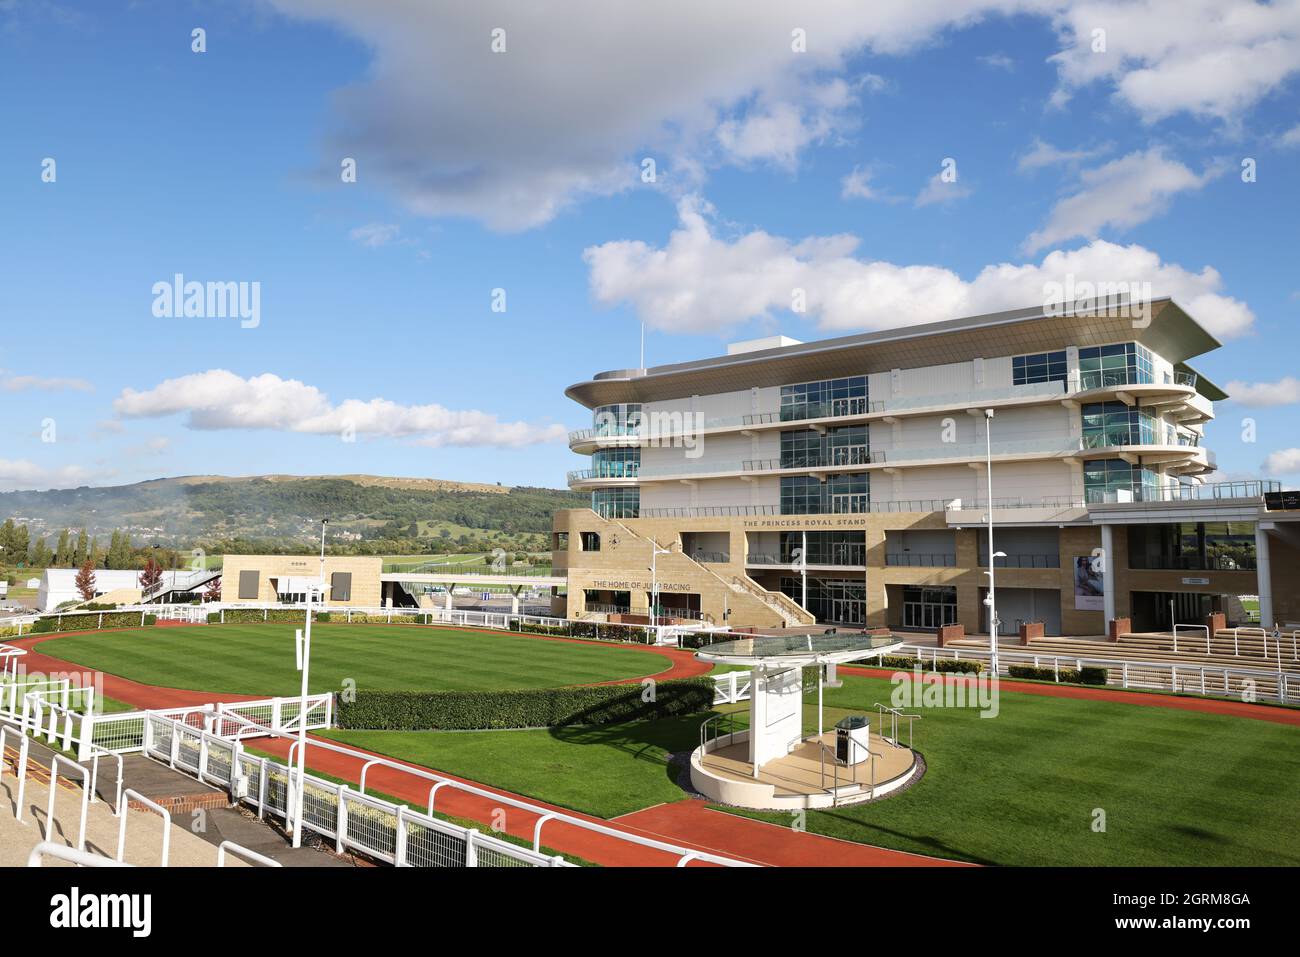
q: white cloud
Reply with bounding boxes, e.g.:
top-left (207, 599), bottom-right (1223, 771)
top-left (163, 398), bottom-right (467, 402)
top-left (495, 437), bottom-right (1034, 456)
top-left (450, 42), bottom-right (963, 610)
top-left (915, 170), bottom-right (972, 207)
top-left (1017, 137), bottom-right (1112, 171)
top-left (112, 370), bottom-right (567, 448)
top-left (584, 195), bottom-right (1256, 339)
top-left (840, 165), bottom-right (898, 201)
top-left (0, 459), bottom-right (101, 493)
top-left (1047, 0), bottom-right (1300, 123)
top-left (1224, 376), bottom-right (1300, 407)
top-left (349, 223), bottom-right (403, 248)
top-left (978, 52), bottom-right (1016, 70)
top-left (260, 1), bottom-right (1300, 229)
top-left (1280, 122), bottom-right (1300, 147)
top-left (1263, 448), bottom-right (1300, 475)
top-left (1023, 148), bottom-right (1222, 253)
top-left (1, 375), bottom-right (93, 393)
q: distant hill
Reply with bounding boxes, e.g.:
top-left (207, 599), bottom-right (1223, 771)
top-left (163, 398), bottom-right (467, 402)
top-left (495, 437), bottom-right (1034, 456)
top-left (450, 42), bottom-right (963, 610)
top-left (0, 475), bottom-right (584, 553)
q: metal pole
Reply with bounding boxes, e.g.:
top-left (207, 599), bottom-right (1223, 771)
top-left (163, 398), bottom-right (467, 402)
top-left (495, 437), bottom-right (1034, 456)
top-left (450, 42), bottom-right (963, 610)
top-left (801, 531), bottom-right (807, 613)
top-left (292, 519), bottom-right (327, 849)
top-left (985, 410), bottom-right (998, 677)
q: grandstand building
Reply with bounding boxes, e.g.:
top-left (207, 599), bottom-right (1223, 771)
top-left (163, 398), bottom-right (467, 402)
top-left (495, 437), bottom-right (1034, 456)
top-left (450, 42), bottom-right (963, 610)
top-left (553, 298), bottom-right (1300, 635)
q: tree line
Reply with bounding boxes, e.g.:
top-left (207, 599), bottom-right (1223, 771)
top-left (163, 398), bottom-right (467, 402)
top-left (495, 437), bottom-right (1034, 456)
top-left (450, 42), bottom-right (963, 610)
top-left (0, 520), bottom-right (186, 573)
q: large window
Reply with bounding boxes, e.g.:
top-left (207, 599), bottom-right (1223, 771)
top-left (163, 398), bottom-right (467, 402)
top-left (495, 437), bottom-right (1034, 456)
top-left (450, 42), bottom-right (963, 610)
top-left (779, 425), bottom-right (869, 468)
top-left (902, 585), bottom-right (957, 629)
top-left (1128, 522), bottom-right (1257, 571)
top-left (1081, 401), bottom-right (1157, 449)
top-left (779, 531), bottom-right (866, 566)
top-left (1083, 458), bottom-right (1159, 503)
top-left (780, 376), bottom-right (867, 421)
top-left (591, 447), bottom-right (640, 478)
top-left (780, 576), bottom-right (865, 624)
top-left (1012, 350), bottom-right (1068, 385)
top-left (778, 473), bottom-right (870, 515)
top-left (591, 487), bottom-right (639, 518)
top-left (1078, 342), bottom-right (1153, 389)
top-left (592, 403), bottom-right (642, 436)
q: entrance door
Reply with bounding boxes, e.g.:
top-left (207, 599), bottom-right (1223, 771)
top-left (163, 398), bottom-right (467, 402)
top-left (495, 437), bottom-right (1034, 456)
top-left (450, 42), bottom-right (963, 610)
top-left (833, 597), bottom-right (864, 625)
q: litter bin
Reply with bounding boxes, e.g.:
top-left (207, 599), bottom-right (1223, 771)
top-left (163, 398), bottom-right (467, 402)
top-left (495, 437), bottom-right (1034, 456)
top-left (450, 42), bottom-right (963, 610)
top-left (835, 715), bottom-right (870, 766)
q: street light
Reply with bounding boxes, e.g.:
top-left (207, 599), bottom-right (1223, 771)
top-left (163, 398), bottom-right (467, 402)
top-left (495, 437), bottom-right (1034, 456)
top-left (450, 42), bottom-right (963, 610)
top-left (647, 538), bottom-right (670, 632)
top-left (291, 518), bottom-right (328, 849)
top-left (983, 409), bottom-right (1002, 677)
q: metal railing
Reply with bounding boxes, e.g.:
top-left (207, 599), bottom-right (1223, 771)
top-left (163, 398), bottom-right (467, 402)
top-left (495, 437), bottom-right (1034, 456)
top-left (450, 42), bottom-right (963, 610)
top-left (874, 703), bottom-right (920, 750)
top-left (700, 710), bottom-right (750, 755)
top-left (977, 553), bottom-right (1061, 569)
top-left (885, 553), bottom-right (957, 567)
top-left (889, 643), bottom-right (1300, 704)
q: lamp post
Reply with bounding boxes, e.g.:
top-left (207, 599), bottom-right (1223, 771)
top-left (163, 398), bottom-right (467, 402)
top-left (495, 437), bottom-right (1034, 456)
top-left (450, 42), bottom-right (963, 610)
top-left (983, 410), bottom-right (1001, 677)
top-left (291, 519), bottom-right (327, 849)
top-left (648, 538), bottom-right (669, 632)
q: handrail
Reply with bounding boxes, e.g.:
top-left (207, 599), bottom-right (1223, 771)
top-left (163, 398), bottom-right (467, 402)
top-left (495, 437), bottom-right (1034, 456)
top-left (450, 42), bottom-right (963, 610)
top-left (217, 840), bottom-right (282, 867)
top-left (873, 703), bottom-right (921, 750)
top-left (28, 841), bottom-right (130, 867)
top-left (116, 788), bottom-right (171, 866)
top-left (45, 754), bottom-right (90, 852)
top-left (0, 719), bottom-right (31, 822)
top-left (88, 745), bottom-right (124, 813)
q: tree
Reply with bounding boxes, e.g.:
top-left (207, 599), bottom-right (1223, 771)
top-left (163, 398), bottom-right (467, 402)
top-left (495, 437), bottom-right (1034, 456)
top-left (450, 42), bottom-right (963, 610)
top-left (0, 519), bottom-right (15, 562)
top-left (203, 576), bottom-right (222, 603)
top-left (55, 529), bottom-right (70, 567)
top-left (74, 560), bottom-right (97, 602)
top-left (107, 530), bottom-right (123, 568)
top-left (73, 528), bottom-right (88, 567)
top-left (138, 556), bottom-right (163, 595)
top-left (29, 536), bottom-right (53, 568)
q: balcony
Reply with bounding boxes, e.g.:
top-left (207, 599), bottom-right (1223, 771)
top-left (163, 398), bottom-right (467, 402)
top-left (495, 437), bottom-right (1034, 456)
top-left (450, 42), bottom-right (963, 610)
top-left (977, 553), bottom-right (1061, 569)
top-left (884, 553), bottom-right (957, 567)
top-left (567, 463), bottom-right (640, 489)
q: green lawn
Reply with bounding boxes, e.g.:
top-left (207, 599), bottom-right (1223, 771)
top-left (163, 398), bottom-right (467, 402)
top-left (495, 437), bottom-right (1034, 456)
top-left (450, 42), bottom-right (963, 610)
top-left (328, 674), bottom-right (1300, 866)
top-left (36, 623), bottom-right (666, 698)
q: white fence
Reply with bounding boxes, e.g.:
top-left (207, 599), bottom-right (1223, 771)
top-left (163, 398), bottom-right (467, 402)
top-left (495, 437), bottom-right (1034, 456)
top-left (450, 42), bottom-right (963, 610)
top-left (140, 711), bottom-right (570, 868)
top-left (891, 643), bottom-right (1300, 704)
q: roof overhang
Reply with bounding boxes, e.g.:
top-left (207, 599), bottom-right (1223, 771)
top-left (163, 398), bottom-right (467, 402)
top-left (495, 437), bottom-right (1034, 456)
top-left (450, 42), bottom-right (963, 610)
top-left (567, 298), bottom-right (1222, 408)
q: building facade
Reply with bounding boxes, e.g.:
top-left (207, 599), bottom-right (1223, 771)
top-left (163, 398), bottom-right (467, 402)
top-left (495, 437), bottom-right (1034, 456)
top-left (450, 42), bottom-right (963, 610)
top-left (554, 299), bottom-right (1300, 635)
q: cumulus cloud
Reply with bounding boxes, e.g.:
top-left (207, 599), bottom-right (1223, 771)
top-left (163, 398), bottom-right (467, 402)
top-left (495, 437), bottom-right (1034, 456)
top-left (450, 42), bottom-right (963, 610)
top-left (1047, 0), bottom-right (1300, 123)
top-left (1280, 122), bottom-right (1300, 147)
top-left (1224, 376), bottom-right (1300, 407)
top-left (1263, 448), bottom-right (1300, 475)
top-left (584, 195), bottom-right (1255, 339)
top-left (1, 375), bottom-right (93, 393)
top-left (259, 0), bottom-right (1300, 229)
top-left (112, 370), bottom-right (566, 448)
top-left (1023, 148), bottom-right (1223, 253)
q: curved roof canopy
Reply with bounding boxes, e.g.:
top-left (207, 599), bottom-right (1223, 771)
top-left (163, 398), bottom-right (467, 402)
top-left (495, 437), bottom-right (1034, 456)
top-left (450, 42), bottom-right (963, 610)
top-left (696, 633), bottom-right (903, 667)
top-left (568, 298), bottom-right (1221, 408)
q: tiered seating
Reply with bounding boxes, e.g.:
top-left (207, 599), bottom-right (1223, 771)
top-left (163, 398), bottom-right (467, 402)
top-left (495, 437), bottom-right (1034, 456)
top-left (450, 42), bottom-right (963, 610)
top-left (945, 631), bottom-right (1298, 700)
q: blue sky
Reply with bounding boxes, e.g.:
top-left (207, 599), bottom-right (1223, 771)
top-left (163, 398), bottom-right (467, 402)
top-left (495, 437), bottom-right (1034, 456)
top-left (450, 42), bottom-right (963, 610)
top-left (1, 0), bottom-right (1298, 492)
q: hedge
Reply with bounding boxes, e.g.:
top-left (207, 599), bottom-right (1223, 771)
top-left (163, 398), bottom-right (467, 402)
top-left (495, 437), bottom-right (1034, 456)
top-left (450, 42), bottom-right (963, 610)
top-left (28, 611), bottom-right (156, 634)
top-left (336, 677), bottom-right (716, 731)
top-left (1007, 664), bottom-right (1108, 685)
top-left (878, 655), bottom-right (985, 675)
top-left (516, 620), bottom-right (650, 644)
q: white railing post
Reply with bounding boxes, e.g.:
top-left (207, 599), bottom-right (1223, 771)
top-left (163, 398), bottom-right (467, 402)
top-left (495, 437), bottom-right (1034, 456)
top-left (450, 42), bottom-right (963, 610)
top-left (465, 828), bottom-right (479, 867)
top-left (336, 784), bottom-right (348, 855)
top-left (394, 804), bottom-right (408, 866)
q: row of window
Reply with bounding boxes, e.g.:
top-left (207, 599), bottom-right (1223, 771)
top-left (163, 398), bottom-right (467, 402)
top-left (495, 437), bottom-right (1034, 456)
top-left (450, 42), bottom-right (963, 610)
top-left (1080, 401), bottom-right (1158, 448)
top-left (779, 376), bottom-right (867, 421)
top-left (779, 425), bottom-right (869, 468)
top-left (592, 487), bottom-right (640, 519)
top-left (1010, 342), bottom-right (1157, 388)
top-left (1083, 458), bottom-right (1160, 502)
top-left (779, 473), bottom-right (869, 515)
top-left (591, 447), bottom-right (640, 477)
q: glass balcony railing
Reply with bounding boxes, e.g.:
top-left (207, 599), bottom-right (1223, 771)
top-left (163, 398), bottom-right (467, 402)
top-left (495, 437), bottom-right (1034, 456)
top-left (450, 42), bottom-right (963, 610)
top-left (567, 463), bottom-right (640, 482)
